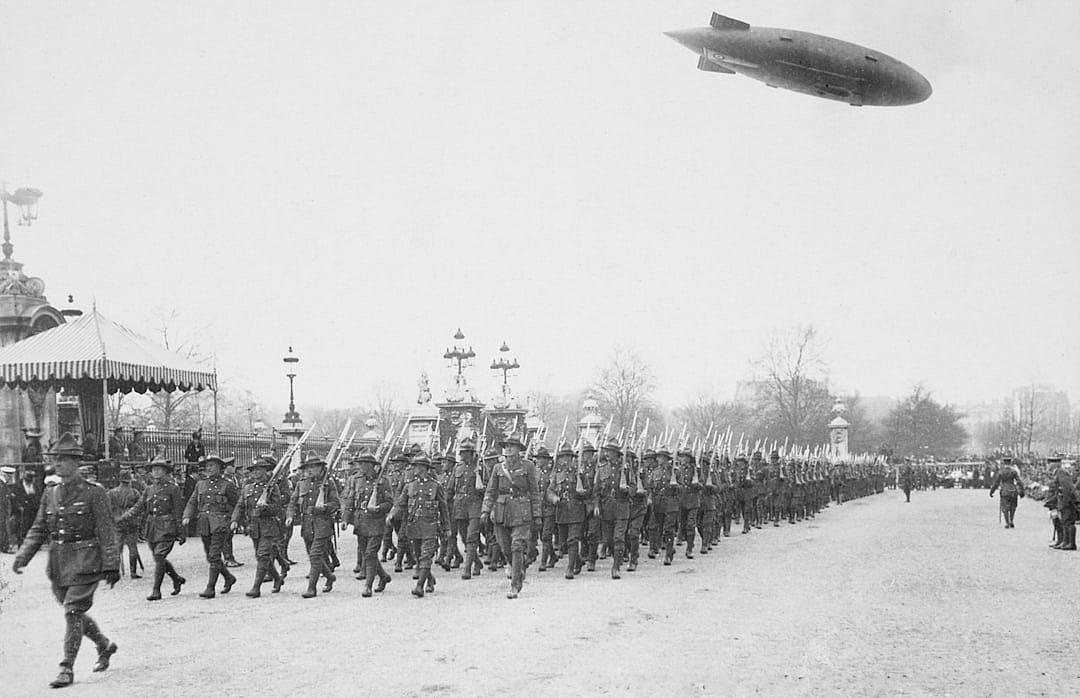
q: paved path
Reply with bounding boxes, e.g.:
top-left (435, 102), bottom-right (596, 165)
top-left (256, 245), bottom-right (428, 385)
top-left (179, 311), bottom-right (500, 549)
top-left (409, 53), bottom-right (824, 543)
top-left (1, 488), bottom-right (1076, 696)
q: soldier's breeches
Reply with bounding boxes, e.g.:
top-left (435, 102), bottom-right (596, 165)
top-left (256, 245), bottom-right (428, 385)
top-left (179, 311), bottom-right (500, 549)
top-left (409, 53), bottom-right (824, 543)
top-left (626, 509), bottom-right (645, 542)
top-left (306, 536), bottom-right (332, 580)
top-left (680, 507), bottom-right (698, 545)
top-left (601, 517), bottom-right (628, 557)
top-left (251, 534), bottom-right (276, 566)
top-left (494, 524), bottom-right (531, 556)
top-left (51, 582), bottom-right (99, 615)
top-left (558, 522), bottom-right (582, 551)
top-left (411, 535), bottom-right (438, 571)
top-left (1000, 494), bottom-right (1018, 516)
top-left (201, 531), bottom-right (228, 569)
top-left (356, 533), bottom-right (384, 578)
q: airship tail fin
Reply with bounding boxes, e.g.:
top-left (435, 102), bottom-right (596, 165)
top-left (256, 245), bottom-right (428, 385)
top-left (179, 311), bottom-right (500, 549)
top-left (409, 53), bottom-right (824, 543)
top-left (710, 13), bottom-right (750, 31)
top-left (698, 55), bottom-right (735, 74)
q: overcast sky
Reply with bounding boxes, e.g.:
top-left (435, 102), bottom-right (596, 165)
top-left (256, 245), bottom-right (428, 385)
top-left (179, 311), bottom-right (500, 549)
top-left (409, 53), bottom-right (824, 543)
top-left (1, 1), bottom-right (1077, 413)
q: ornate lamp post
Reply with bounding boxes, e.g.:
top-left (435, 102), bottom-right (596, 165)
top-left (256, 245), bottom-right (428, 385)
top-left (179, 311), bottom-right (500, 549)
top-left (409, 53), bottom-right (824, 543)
top-left (490, 341), bottom-right (519, 404)
top-left (443, 328), bottom-right (475, 381)
top-left (282, 346), bottom-right (301, 427)
top-left (1, 185), bottom-right (43, 260)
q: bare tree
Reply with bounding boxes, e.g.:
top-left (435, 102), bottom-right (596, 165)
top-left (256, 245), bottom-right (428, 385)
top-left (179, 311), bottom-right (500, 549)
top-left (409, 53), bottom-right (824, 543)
top-left (145, 309), bottom-right (211, 429)
top-left (591, 348), bottom-right (657, 434)
top-left (755, 325), bottom-right (831, 445)
top-left (370, 381), bottom-right (406, 437)
top-left (672, 392), bottom-right (753, 444)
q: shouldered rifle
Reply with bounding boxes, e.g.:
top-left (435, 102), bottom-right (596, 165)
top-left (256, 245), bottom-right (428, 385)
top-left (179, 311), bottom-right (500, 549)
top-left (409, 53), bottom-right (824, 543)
top-left (259, 422), bottom-right (317, 506)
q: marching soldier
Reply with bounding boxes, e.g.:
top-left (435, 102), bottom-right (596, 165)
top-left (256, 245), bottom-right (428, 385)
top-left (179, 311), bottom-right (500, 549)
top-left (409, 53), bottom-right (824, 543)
top-left (642, 449), bottom-right (663, 558)
top-left (12, 433), bottom-right (120, 689)
top-left (341, 448), bottom-right (393, 597)
top-left (182, 455), bottom-right (240, 599)
top-left (698, 453), bottom-right (717, 553)
top-left (624, 447), bottom-right (649, 571)
top-left (447, 438), bottom-right (486, 580)
top-left (651, 447), bottom-right (682, 564)
top-left (388, 453), bottom-right (449, 598)
top-left (119, 457), bottom-right (187, 601)
top-left (676, 448), bottom-right (701, 558)
top-left (231, 455), bottom-right (286, 598)
top-left (900, 458), bottom-right (915, 503)
top-left (481, 435), bottom-right (540, 599)
top-left (107, 470), bottom-right (143, 578)
top-left (989, 456), bottom-right (1025, 529)
top-left (593, 438), bottom-right (630, 579)
top-left (548, 441), bottom-right (588, 579)
top-left (534, 445), bottom-right (558, 571)
top-left (737, 456), bottom-right (754, 534)
top-left (435, 451), bottom-right (462, 571)
top-left (383, 451), bottom-right (412, 570)
top-left (286, 452), bottom-right (340, 597)
top-left (575, 441), bottom-right (600, 571)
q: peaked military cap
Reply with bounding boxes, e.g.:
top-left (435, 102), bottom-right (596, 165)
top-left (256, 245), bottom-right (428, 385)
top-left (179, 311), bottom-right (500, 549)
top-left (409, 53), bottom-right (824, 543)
top-left (46, 432), bottom-right (84, 458)
top-left (602, 437), bottom-right (622, 454)
top-left (411, 454), bottom-right (433, 467)
top-left (556, 442), bottom-right (576, 458)
top-left (642, 448), bottom-right (657, 461)
top-left (581, 440), bottom-right (598, 453)
top-left (248, 455), bottom-right (275, 471)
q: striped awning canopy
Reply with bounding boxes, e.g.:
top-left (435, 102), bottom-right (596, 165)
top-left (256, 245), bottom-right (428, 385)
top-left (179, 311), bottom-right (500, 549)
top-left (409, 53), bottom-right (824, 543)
top-left (0, 309), bottom-right (216, 393)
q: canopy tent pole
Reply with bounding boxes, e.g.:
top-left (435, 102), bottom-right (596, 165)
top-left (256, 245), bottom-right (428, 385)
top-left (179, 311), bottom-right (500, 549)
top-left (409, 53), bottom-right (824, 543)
top-left (102, 377), bottom-right (110, 460)
top-left (213, 386), bottom-right (219, 452)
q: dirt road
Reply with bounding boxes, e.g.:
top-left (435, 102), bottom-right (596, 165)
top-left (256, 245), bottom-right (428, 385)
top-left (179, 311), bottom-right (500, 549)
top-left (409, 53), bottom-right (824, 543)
top-left (2, 488), bottom-right (1077, 696)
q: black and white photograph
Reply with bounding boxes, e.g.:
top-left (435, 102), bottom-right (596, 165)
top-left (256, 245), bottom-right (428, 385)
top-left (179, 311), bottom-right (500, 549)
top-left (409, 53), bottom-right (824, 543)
top-left (0, 2), bottom-right (1077, 695)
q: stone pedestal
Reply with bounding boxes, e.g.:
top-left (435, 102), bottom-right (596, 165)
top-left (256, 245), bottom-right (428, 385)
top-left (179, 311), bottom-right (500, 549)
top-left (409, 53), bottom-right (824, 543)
top-left (437, 400), bottom-right (486, 451)
top-left (828, 398), bottom-right (850, 461)
top-left (577, 397), bottom-right (604, 447)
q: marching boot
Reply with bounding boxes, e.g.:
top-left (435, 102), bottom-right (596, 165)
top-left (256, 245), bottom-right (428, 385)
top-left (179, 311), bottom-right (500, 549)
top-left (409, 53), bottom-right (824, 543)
top-left (473, 549), bottom-right (484, 576)
top-left (627, 539), bottom-right (639, 572)
top-left (664, 536), bottom-right (675, 565)
top-left (394, 545), bottom-right (405, 573)
top-left (362, 561), bottom-right (375, 597)
top-left (246, 565), bottom-right (266, 598)
top-left (611, 550), bottom-right (622, 580)
top-left (267, 565), bottom-right (283, 593)
top-left (322, 570), bottom-right (336, 592)
top-left (375, 568), bottom-right (392, 593)
top-left (586, 541), bottom-right (596, 571)
top-left (507, 550), bottom-right (523, 599)
top-left (426, 568), bottom-right (437, 593)
top-left (685, 532), bottom-right (695, 559)
top-left (166, 562), bottom-right (185, 595)
top-left (461, 544), bottom-right (475, 580)
top-left (301, 556), bottom-right (322, 598)
top-left (539, 541), bottom-right (552, 572)
top-left (221, 566), bottom-right (237, 594)
top-left (83, 615), bottom-right (116, 673)
top-left (147, 564), bottom-right (166, 601)
top-left (130, 557), bottom-right (141, 579)
top-left (199, 567), bottom-right (220, 599)
top-left (565, 546), bottom-right (578, 580)
top-left (1064, 526), bottom-right (1078, 551)
top-left (51, 613), bottom-right (84, 688)
top-left (412, 569), bottom-right (427, 598)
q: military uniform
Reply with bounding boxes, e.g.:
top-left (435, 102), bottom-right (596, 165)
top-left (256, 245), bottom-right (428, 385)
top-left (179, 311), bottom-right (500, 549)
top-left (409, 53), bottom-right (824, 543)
top-left (389, 454), bottom-right (449, 598)
top-left (341, 449), bottom-right (393, 596)
top-left (989, 459), bottom-right (1024, 529)
top-left (183, 455), bottom-right (240, 598)
top-left (624, 449), bottom-right (649, 571)
top-left (534, 447), bottom-right (558, 572)
top-left (231, 456), bottom-right (286, 597)
top-left (650, 449), bottom-right (682, 564)
top-left (676, 450), bottom-right (701, 558)
top-left (446, 439), bottom-right (486, 580)
top-left (900, 461), bottom-right (914, 502)
top-left (579, 444), bottom-right (601, 570)
top-left (13, 434), bottom-right (119, 689)
top-left (107, 475), bottom-right (143, 578)
top-left (384, 453), bottom-right (415, 571)
top-left (287, 453), bottom-right (341, 597)
top-left (593, 440), bottom-right (630, 579)
top-left (548, 443), bottom-right (589, 579)
top-left (698, 456), bottom-right (718, 552)
top-left (482, 436), bottom-right (540, 599)
top-left (119, 458), bottom-right (187, 601)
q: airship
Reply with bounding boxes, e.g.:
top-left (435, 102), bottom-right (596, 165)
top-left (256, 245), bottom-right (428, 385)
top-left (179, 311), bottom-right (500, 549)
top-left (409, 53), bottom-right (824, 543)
top-left (665, 12), bottom-right (931, 106)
